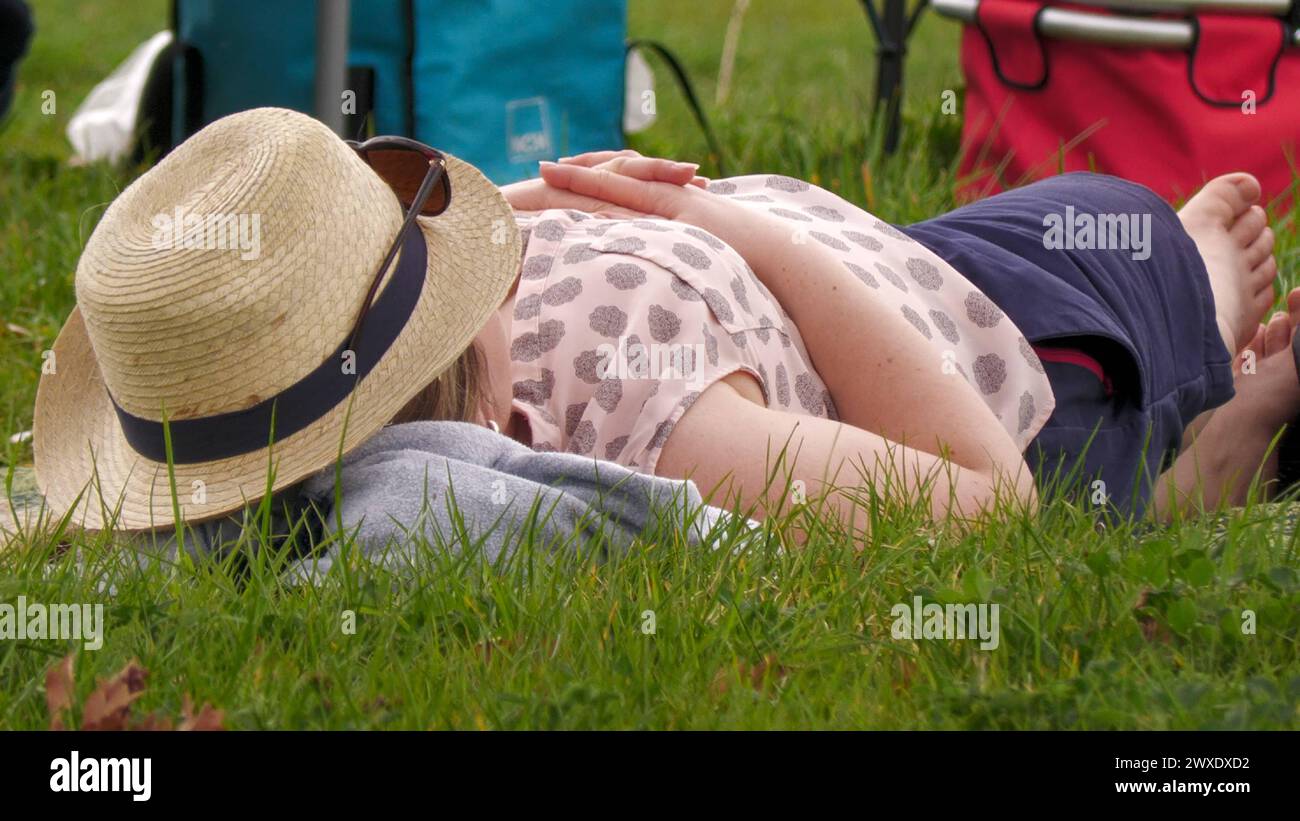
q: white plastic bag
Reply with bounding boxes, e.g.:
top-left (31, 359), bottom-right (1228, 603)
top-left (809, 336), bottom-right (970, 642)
top-left (66, 30), bottom-right (172, 164)
top-left (623, 48), bottom-right (656, 134)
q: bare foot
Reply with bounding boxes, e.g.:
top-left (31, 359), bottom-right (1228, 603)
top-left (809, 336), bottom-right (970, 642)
top-left (1156, 286), bottom-right (1300, 514)
top-left (1177, 173), bottom-right (1276, 356)
top-left (1247, 310), bottom-right (1299, 431)
top-left (1214, 290), bottom-right (1300, 495)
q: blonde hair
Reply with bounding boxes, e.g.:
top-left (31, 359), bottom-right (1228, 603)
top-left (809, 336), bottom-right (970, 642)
top-left (389, 342), bottom-right (490, 425)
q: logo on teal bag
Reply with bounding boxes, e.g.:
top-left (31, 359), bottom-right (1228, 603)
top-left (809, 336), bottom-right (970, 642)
top-left (505, 97), bottom-right (554, 163)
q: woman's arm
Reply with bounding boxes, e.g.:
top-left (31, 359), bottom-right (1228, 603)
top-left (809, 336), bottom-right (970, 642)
top-left (538, 160), bottom-right (1035, 504)
top-left (658, 375), bottom-right (1016, 539)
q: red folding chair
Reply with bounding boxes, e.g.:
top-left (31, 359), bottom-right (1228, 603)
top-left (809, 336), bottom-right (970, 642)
top-left (937, 0), bottom-right (1300, 207)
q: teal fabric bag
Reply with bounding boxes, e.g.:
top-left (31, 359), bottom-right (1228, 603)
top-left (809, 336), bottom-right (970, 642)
top-left (409, 0), bottom-right (626, 182)
top-left (168, 0), bottom-right (627, 182)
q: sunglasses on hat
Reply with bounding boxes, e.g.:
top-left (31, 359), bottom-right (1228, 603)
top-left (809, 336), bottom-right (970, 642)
top-left (343, 135), bottom-right (452, 349)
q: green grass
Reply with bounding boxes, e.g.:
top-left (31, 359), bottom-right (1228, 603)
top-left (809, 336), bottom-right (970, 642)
top-left (1, 0), bottom-right (1298, 729)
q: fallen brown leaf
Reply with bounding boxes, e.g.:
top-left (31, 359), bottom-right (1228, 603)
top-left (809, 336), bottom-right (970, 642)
top-left (43, 654), bottom-right (227, 731)
top-left (178, 694), bottom-right (225, 731)
top-left (81, 659), bottom-right (148, 730)
top-left (45, 654), bottom-right (76, 730)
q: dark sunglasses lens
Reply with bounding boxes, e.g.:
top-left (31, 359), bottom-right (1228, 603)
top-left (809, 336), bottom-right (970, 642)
top-left (364, 148), bottom-right (450, 216)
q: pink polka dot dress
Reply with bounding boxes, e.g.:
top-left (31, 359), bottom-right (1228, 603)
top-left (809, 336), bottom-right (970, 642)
top-left (508, 175), bottom-right (1055, 473)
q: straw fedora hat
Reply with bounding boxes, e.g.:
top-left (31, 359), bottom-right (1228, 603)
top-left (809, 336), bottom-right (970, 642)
top-left (33, 107), bottom-right (520, 531)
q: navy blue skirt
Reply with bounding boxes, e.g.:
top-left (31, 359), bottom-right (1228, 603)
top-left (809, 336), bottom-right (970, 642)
top-left (901, 172), bottom-right (1236, 516)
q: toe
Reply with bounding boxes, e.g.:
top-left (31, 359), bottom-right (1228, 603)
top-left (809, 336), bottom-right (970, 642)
top-left (1287, 287), bottom-right (1300, 321)
top-left (1181, 173), bottom-right (1262, 226)
top-left (1253, 281), bottom-right (1277, 324)
top-left (1209, 172), bottom-right (1263, 213)
top-left (1230, 205), bottom-right (1268, 246)
top-left (1265, 311), bottom-right (1290, 356)
top-left (1254, 255), bottom-right (1279, 294)
top-left (1224, 172), bottom-right (1263, 209)
top-left (1244, 226), bottom-right (1275, 269)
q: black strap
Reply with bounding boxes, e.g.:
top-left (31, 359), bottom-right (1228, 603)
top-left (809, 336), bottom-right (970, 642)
top-left (133, 40), bottom-right (178, 162)
top-left (169, 1), bottom-right (205, 144)
top-left (110, 226), bottom-right (427, 464)
top-left (626, 39), bottom-right (729, 177)
top-left (344, 65), bottom-right (376, 141)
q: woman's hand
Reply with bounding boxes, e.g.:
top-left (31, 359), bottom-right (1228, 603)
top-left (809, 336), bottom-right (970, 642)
top-left (539, 152), bottom-right (742, 247)
top-left (555, 149), bottom-right (710, 189)
top-left (500, 150), bottom-right (707, 217)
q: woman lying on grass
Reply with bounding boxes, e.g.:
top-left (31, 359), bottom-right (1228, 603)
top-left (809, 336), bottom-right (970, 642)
top-left (30, 108), bottom-right (1292, 548)
top-left (503, 151), bottom-right (1294, 525)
